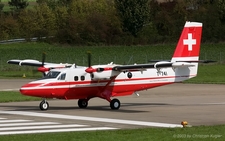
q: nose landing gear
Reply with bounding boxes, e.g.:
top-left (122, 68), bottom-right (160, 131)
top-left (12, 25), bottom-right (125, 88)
top-left (39, 99), bottom-right (49, 110)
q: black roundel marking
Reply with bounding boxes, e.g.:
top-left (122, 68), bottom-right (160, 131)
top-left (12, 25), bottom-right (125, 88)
top-left (127, 72), bottom-right (132, 78)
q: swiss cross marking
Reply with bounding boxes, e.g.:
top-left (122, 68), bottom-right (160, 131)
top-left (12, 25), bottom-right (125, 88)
top-left (183, 33), bottom-right (196, 51)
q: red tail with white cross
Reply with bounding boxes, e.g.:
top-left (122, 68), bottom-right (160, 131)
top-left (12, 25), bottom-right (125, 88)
top-left (172, 21), bottom-right (202, 59)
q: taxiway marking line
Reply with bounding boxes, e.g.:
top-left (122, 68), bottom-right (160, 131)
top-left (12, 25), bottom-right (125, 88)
top-left (0, 111), bottom-right (182, 128)
top-left (0, 119), bottom-right (31, 123)
top-left (201, 102), bottom-right (225, 105)
top-left (0, 89), bottom-right (19, 91)
top-left (0, 124), bottom-right (88, 131)
top-left (0, 127), bottom-right (117, 135)
top-left (0, 122), bottom-right (59, 127)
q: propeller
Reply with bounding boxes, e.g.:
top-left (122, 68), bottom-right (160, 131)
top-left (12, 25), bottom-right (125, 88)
top-left (85, 52), bottom-right (105, 74)
top-left (42, 52), bottom-right (46, 66)
top-left (37, 52), bottom-right (49, 76)
top-left (87, 51), bottom-right (91, 67)
top-left (85, 52), bottom-right (93, 73)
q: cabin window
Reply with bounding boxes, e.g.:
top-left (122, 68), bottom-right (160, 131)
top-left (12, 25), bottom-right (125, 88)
top-left (81, 76), bottom-right (85, 81)
top-left (58, 73), bottom-right (66, 80)
top-left (74, 76), bottom-right (79, 81)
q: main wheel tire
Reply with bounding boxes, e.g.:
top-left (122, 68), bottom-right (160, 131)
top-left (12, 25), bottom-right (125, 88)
top-left (110, 99), bottom-right (120, 110)
top-left (39, 101), bottom-right (49, 110)
top-left (78, 99), bottom-right (88, 108)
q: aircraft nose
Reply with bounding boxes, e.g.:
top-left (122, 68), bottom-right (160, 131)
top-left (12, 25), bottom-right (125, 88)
top-left (19, 83), bottom-right (41, 96)
top-left (20, 87), bottom-right (26, 95)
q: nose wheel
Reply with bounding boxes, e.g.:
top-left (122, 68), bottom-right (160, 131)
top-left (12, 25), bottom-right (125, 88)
top-left (39, 100), bottom-right (49, 110)
top-left (110, 98), bottom-right (120, 110)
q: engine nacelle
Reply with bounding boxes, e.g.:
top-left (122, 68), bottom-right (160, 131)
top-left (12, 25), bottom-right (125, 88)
top-left (91, 70), bottom-right (120, 80)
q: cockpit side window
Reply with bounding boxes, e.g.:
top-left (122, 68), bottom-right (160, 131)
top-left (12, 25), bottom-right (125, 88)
top-left (58, 73), bottom-right (66, 80)
top-left (43, 71), bottom-right (60, 79)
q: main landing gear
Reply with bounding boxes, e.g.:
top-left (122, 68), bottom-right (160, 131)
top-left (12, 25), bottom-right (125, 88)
top-left (78, 99), bottom-right (88, 108)
top-left (77, 98), bottom-right (121, 110)
top-left (110, 99), bottom-right (120, 110)
top-left (39, 99), bottom-right (49, 110)
top-left (38, 98), bottom-right (121, 110)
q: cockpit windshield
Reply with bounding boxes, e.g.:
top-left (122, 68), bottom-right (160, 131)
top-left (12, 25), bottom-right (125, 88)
top-left (43, 71), bottom-right (61, 79)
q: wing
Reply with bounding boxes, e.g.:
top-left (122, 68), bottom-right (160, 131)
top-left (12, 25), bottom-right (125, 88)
top-left (7, 59), bottom-right (43, 66)
top-left (7, 59), bottom-right (72, 67)
top-left (112, 61), bottom-right (196, 72)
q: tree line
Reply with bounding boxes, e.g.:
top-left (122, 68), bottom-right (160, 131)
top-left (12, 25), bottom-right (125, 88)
top-left (0, 0), bottom-right (225, 45)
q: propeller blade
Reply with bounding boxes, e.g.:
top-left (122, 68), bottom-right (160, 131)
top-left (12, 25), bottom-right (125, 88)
top-left (87, 51), bottom-right (91, 67)
top-left (42, 52), bottom-right (46, 66)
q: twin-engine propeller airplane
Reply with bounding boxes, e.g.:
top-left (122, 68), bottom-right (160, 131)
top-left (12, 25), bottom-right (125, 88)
top-left (8, 21), bottom-right (205, 110)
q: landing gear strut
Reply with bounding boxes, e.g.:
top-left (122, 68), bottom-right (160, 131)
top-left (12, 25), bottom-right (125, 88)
top-left (39, 99), bottom-right (49, 110)
top-left (110, 98), bottom-right (120, 110)
top-left (77, 98), bottom-right (120, 110)
top-left (78, 99), bottom-right (88, 108)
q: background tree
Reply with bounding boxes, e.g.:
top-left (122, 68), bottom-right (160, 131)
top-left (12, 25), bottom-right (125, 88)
top-left (150, 0), bottom-right (186, 42)
top-left (8, 0), bottom-right (29, 10)
top-left (114, 0), bottom-right (150, 37)
top-left (0, 15), bottom-right (19, 40)
top-left (58, 0), bottom-right (72, 7)
top-left (18, 9), bottom-right (39, 40)
top-left (35, 3), bottom-right (56, 40)
top-left (0, 0), bottom-right (4, 12)
top-left (64, 0), bottom-right (122, 45)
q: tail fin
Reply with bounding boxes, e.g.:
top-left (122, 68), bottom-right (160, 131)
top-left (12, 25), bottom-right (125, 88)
top-left (172, 21), bottom-right (202, 62)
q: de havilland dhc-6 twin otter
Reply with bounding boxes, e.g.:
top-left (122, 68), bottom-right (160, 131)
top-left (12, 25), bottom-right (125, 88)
top-left (8, 21), bottom-right (210, 111)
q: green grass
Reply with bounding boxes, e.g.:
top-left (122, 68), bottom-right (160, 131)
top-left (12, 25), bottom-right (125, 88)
top-left (186, 64), bottom-right (225, 84)
top-left (0, 70), bottom-right (42, 78)
top-left (0, 91), bottom-right (40, 102)
top-left (0, 42), bottom-right (225, 83)
top-left (0, 125), bottom-right (224, 141)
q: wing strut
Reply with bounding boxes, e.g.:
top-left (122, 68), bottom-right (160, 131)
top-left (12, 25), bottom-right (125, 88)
top-left (98, 76), bottom-right (117, 102)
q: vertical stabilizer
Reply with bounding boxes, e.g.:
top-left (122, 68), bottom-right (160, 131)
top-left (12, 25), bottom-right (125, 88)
top-left (172, 22), bottom-right (202, 62)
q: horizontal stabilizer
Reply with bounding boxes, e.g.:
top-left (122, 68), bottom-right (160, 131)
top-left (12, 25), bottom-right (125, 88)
top-left (172, 62), bottom-right (195, 67)
top-left (149, 60), bottom-right (216, 63)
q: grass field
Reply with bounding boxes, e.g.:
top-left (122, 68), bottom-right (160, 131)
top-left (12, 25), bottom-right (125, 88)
top-left (0, 42), bottom-right (225, 83)
top-left (0, 91), bottom-right (40, 102)
top-left (0, 124), bottom-right (224, 141)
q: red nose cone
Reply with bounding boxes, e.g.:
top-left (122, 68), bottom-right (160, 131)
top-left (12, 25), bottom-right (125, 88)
top-left (20, 83), bottom-right (39, 96)
top-left (85, 67), bottom-right (95, 73)
top-left (38, 67), bottom-right (50, 72)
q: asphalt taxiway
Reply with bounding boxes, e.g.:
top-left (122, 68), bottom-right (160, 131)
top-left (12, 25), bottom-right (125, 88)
top-left (0, 79), bottom-right (225, 135)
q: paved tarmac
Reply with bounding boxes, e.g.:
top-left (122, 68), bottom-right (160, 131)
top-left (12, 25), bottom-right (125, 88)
top-left (0, 79), bottom-right (225, 134)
